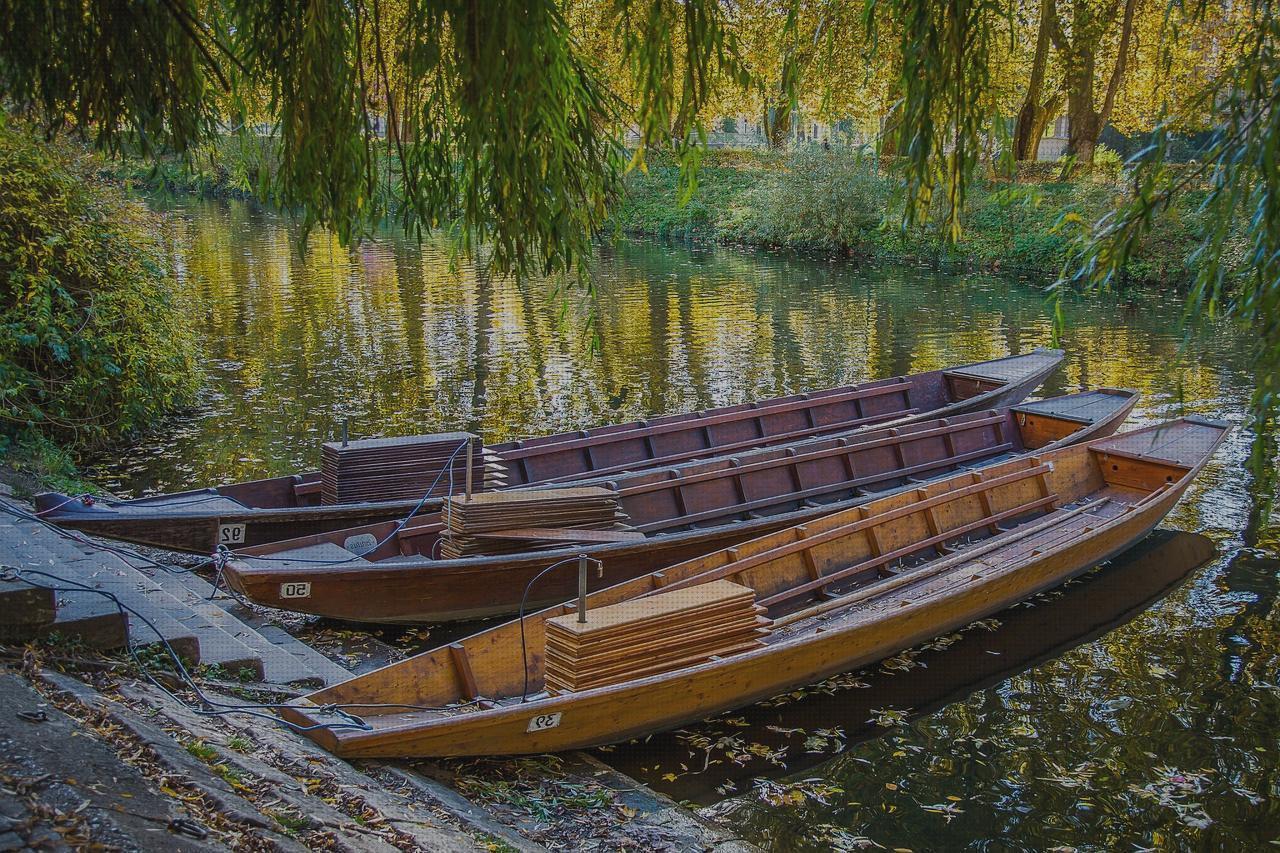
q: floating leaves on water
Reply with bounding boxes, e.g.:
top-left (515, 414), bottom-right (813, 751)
top-left (1038, 760), bottom-right (1098, 789)
top-left (921, 801), bottom-right (965, 822)
top-left (751, 777), bottom-right (842, 807)
top-left (809, 824), bottom-right (885, 850)
top-left (1129, 765), bottom-right (1215, 828)
top-left (880, 650), bottom-right (927, 674)
top-left (969, 618), bottom-right (1003, 632)
top-left (921, 632), bottom-right (964, 652)
top-left (869, 708), bottom-right (911, 728)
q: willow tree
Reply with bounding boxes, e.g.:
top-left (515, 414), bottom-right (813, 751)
top-left (871, 0), bottom-right (1275, 497)
top-left (0, 0), bottom-right (744, 279)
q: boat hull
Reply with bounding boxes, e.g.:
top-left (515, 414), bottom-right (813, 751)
top-left (293, 474), bottom-right (1190, 757)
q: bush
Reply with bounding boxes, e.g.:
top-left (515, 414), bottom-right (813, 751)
top-left (0, 122), bottom-right (202, 448)
top-left (736, 149), bottom-right (892, 251)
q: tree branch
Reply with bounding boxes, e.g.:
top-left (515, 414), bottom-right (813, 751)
top-left (1099, 0), bottom-right (1139, 127)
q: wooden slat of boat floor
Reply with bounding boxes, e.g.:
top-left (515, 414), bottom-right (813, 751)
top-left (945, 350), bottom-right (1060, 382)
top-left (96, 495), bottom-right (249, 514)
top-left (1097, 421), bottom-right (1224, 466)
top-left (786, 496), bottom-right (1134, 639)
top-left (1014, 391), bottom-right (1128, 422)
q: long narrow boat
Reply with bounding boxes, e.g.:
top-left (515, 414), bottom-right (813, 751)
top-left (224, 388), bottom-right (1137, 623)
top-left (36, 350), bottom-right (1063, 553)
top-left (277, 417), bottom-right (1228, 757)
top-left (629, 528), bottom-right (1216, 805)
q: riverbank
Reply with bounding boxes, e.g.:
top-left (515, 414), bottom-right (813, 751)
top-left (0, 123), bottom-right (203, 492)
top-left (0, 487), bottom-right (753, 851)
top-left (611, 149), bottom-right (1205, 286)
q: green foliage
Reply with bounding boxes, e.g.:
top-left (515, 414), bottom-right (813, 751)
top-left (870, 0), bottom-right (1006, 240)
top-left (0, 123), bottom-right (201, 448)
top-left (614, 149), bottom-right (1209, 282)
top-left (1058, 0), bottom-right (1279, 501)
top-left (0, 433), bottom-right (98, 497)
top-left (735, 149), bottom-right (892, 250)
top-left (0, 0), bottom-right (752, 283)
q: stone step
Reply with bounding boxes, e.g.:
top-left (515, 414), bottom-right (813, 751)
top-left (4, 537), bottom-right (263, 676)
top-left (13, 544), bottom-right (206, 663)
top-left (34, 590), bottom-right (129, 650)
top-left (144, 567), bottom-right (349, 686)
top-left (0, 577), bottom-right (56, 627)
top-left (0, 672), bottom-right (229, 851)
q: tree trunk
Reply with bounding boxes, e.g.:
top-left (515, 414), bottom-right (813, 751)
top-left (1063, 0), bottom-right (1138, 171)
top-left (1013, 0), bottom-right (1058, 161)
top-left (765, 99), bottom-right (792, 150)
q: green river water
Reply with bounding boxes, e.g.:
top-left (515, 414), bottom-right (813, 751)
top-left (90, 197), bottom-right (1277, 851)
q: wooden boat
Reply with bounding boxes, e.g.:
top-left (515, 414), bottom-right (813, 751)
top-left (35, 350), bottom-right (1064, 553)
top-left (224, 388), bottom-right (1138, 623)
top-left (276, 417), bottom-right (1228, 757)
top-left (617, 529), bottom-right (1215, 804)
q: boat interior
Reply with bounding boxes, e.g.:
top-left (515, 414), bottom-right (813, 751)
top-left (239, 389), bottom-right (1135, 566)
top-left (54, 352), bottom-right (1060, 516)
top-left (286, 416), bottom-right (1225, 736)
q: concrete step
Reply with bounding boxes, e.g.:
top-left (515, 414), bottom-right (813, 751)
top-left (1, 497), bottom-right (354, 688)
top-left (13, 544), bottom-right (205, 663)
top-left (0, 672), bottom-right (229, 851)
top-left (34, 591), bottom-right (129, 650)
top-left (0, 577), bottom-right (55, 627)
top-left (144, 567), bottom-right (349, 686)
top-left (4, 538), bottom-right (262, 675)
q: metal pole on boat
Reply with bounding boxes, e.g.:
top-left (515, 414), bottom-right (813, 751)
top-left (464, 435), bottom-right (475, 502)
top-left (577, 553), bottom-right (589, 623)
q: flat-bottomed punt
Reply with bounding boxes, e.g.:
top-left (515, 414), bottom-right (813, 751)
top-left (35, 350), bottom-right (1063, 552)
top-left (277, 417), bottom-right (1227, 757)
top-left (224, 388), bottom-right (1137, 623)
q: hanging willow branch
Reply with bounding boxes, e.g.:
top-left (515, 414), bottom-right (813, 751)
top-left (1054, 0), bottom-right (1280, 501)
top-left (0, 0), bottom-right (751, 281)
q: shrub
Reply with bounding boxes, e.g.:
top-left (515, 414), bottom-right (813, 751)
top-left (736, 149), bottom-right (891, 251)
top-left (0, 122), bottom-right (201, 448)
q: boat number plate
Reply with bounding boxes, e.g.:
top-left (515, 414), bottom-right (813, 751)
top-left (217, 523), bottom-right (247, 546)
top-left (526, 713), bottom-right (562, 733)
top-left (280, 582), bottom-right (312, 599)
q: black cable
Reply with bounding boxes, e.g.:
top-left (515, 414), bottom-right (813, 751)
top-left (6, 568), bottom-right (486, 732)
top-left (0, 501), bottom-right (201, 576)
top-left (516, 554), bottom-right (600, 703)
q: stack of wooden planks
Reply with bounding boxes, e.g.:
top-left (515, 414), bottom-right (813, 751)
top-left (440, 487), bottom-right (632, 558)
top-left (543, 580), bottom-right (770, 694)
top-left (320, 432), bottom-right (496, 505)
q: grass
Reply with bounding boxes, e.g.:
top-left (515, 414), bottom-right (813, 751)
top-left (226, 735), bottom-right (253, 752)
top-left (0, 434), bottom-right (100, 498)
top-left (185, 740), bottom-right (219, 762)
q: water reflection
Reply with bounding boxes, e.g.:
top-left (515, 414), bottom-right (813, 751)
top-left (91, 198), bottom-right (1257, 506)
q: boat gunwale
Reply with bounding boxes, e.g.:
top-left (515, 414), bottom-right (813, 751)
top-left (41, 350), bottom-right (1065, 523)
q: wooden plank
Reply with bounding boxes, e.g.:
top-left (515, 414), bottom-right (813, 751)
top-left (449, 643), bottom-right (480, 700)
top-left (653, 463), bottom-right (1053, 595)
top-left (472, 528), bottom-right (645, 543)
top-left (758, 493), bottom-right (1062, 608)
top-left (773, 497), bottom-right (1112, 627)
